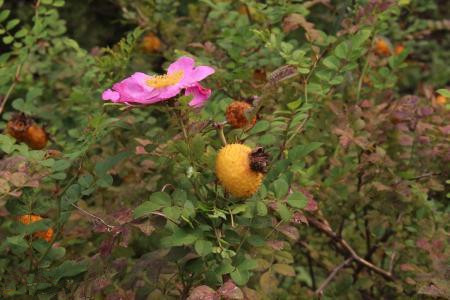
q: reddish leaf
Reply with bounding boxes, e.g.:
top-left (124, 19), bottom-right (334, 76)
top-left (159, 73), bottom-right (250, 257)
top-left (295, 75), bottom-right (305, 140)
top-left (217, 280), bottom-right (244, 300)
top-left (277, 225), bottom-right (299, 241)
top-left (267, 240), bottom-right (284, 251)
top-left (112, 208), bottom-right (133, 225)
top-left (291, 211), bottom-right (308, 224)
top-left (282, 14), bottom-right (322, 42)
top-left (187, 286), bottom-right (219, 300)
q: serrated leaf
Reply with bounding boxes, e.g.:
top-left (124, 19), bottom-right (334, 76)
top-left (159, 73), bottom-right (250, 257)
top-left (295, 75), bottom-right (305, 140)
top-left (248, 120), bottom-right (270, 134)
top-left (6, 18), bottom-right (19, 30)
top-left (230, 268), bottom-right (250, 286)
top-left (289, 142), bottom-right (322, 161)
top-left (94, 151), bottom-right (131, 175)
top-left (436, 89), bottom-right (450, 98)
top-left (286, 191), bottom-right (308, 209)
top-left (14, 28), bottom-right (28, 38)
top-left (260, 271), bottom-right (278, 294)
top-left (0, 10), bottom-right (10, 23)
top-left (194, 240), bottom-right (213, 256)
top-left (335, 41), bottom-right (349, 59)
top-left (2, 35), bottom-right (13, 44)
top-left (273, 178), bottom-right (289, 198)
top-left (273, 263), bottom-right (295, 277)
top-left (238, 259), bottom-right (258, 271)
top-left (322, 56), bottom-right (340, 71)
top-left (44, 260), bottom-right (87, 283)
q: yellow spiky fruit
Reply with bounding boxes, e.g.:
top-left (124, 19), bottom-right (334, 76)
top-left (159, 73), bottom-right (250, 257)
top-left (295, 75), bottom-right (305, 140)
top-left (215, 144), bottom-right (264, 198)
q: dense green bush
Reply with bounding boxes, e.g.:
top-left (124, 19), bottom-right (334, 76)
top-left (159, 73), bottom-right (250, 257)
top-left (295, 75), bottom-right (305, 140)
top-left (0, 0), bottom-right (448, 299)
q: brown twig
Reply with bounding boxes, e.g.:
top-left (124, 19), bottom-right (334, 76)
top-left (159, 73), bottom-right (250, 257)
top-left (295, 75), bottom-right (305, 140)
top-left (71, 203), bottom-right (116, 231)
top-left (316, 257), bottom-right (353, 296)
top-left (306, 215), bottom-right (394, 281)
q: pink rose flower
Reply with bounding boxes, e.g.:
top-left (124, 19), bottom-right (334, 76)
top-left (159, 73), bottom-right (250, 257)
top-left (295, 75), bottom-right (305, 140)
top-left (102, 56), bottom-right (214, 105)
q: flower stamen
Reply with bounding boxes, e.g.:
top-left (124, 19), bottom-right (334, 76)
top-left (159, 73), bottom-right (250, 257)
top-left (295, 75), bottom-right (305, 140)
top-left (146, 70), bottom-right (184, 88)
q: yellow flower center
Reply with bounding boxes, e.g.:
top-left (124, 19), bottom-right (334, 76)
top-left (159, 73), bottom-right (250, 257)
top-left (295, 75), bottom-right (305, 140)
top-left (146, 70), bottom-right (183, 88)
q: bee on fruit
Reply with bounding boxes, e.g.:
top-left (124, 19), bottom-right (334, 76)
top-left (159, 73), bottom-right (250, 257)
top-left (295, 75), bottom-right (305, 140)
top-left (215, 144), bottom-right (269, 198)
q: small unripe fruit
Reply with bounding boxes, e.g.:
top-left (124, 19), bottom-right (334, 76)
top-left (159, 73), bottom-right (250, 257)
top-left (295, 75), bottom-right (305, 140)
top-left (436, 95), bottom-right (447, 105)
top-left (374, 37), bottom-right (391, 56)
top-left (226, 101), bottom-right (256, 129)
top-left (142, 33), bottom-right (161, 53)
top-left (394, 44), bottom-right (405, 55)
top-left (215, 144), bottom-right (269, 198)
top-left (25, 124), bottom-right (48, 150)
top-left (18, 214), bottom-right (54, 242)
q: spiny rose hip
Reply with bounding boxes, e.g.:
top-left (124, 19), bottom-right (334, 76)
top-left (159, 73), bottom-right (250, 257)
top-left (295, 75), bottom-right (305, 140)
top-left (142, 33), bottom-right (161, 53)
top-left (215, 144), bottom-right (269, 198)
top-left (18, 214), bottom-right (54, 242)
top-left (226, 101), bottom-right (256, 129)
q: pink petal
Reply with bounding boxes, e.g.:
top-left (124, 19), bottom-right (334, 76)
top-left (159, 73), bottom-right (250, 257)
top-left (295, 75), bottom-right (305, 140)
top-left (186, 83), bottom-right (212, 108)
top-left (102, 89), bottom-right (120, 102)
top-left (190, 66), bottom-right (215, 82)
top-left (167, 56), bottom-right (195, 74)
top-left (156, 85), bottom-right (183, 100)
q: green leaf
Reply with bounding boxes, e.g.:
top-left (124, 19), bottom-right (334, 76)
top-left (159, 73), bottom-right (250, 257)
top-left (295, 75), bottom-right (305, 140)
top-left (0, 0), bottom-right (4, 8)
top-left (2, 35), bottom-right (13, 44)
top-left (276, 203), bottom-right (292, 221)
top-left (286, 191), bottom-right (308, 209)
top-left (260, 134), bottom-right (276, 145)
top-left (256, 201), bottom-right (267, 216)
top-left (322, 56), bottom-right (340, 71)
top-left (238, 259), bottom-right (258, 271)
top-left (78, 174), bottom-right (94, 188)
top-left (182, 200), bottom-right (196, 218)
top-left (0, 134), bottom-right (16, 153)
top-left (6, 18), bottom-right (19, 30)
top-left (288, 142), bottom-right (322, 161)
top-left (134, 192), bottom-right (171, 219)
top-left (230, 268), bottom-right (250, 286)
top-left (134, 195), bottom-right (167, 219)
top-left (247, 234), bottom-right (265, 247)
top-left (436, 89), bottom-right (450, 98)
top-left (248, 120), bottom-right (270, 134)
top-left (0, 10), bottom-right (10, 23)
top-left (194, 240), bottom-right (213, 256)
top-left (44, 260), bottom-right (87, 283)
top-left (352, 28), bottom-right (371, 47)
top-left (335, 41), bottom-right (349, 59)
top-left (53, 0), bottom-right (65, 7)
top-left (273, 178), bottom-right (289, 198)
top-left (5, 234), bottom-right (27, 252)
top-left (52, 159), bottom-right (71, 172)
top-left (273, 263), bottom-right (295, 277)
top-left (160, 229), bottom-right (199, 247)
top-left (94, 151), bottom-right (131, 175)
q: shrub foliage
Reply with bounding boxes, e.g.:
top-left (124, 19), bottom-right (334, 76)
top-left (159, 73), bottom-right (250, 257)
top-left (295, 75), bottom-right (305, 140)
top-left (0, 0), bottom-right (448, 299)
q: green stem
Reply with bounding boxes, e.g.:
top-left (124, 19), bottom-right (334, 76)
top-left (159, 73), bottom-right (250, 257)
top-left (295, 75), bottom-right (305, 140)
top-left (356, 59), bottom-right (369, 101)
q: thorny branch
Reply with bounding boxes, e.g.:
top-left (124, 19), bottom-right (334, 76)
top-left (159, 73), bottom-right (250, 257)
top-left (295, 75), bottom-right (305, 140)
top-left (316, 257), bottom-right (353, 297)
top-left (306, 215), bottom-right (394, 281)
